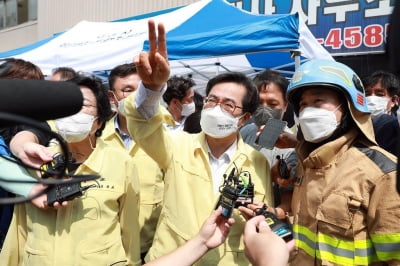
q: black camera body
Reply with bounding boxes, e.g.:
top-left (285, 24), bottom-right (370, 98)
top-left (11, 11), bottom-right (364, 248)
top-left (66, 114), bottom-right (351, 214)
top-left (40, 153), bottom-right (76, 179)
top-left (47, 182), bottom-right (89, 206)
top-left (276, 155), bottom-right (290, 180)
top-left (216, 168), bottom-right (254, 218)
top-left (40, 153), bottom-right (91, 206)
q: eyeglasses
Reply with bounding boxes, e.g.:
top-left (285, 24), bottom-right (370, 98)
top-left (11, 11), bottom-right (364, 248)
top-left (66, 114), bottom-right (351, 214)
top-left (203, 96), bottom-right (243, 114)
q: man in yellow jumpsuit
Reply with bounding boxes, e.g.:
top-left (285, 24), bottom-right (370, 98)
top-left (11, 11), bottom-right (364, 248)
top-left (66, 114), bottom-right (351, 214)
top-left (124, 20), bottom-right (273, 266)
top-left (102, 63), bottom-right (164, 259)
top-left (286, 59), bottom-right (400, 265)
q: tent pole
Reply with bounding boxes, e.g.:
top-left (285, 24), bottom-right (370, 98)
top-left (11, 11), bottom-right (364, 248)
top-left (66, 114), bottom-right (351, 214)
top-left (177, 61), bottom-right (210, 80)
top-left (292, 51), bottom-right (301, 70)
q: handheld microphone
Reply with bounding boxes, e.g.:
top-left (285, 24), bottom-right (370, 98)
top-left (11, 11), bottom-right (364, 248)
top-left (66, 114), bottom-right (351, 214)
top-left (0, 79), bottom-right (83, 122)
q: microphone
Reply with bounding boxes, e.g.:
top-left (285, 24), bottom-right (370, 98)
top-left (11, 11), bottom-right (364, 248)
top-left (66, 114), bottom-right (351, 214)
top-left (0, 79), bottom-right (83, 121)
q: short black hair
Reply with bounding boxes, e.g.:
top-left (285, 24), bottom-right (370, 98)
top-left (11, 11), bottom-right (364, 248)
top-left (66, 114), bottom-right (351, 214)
top-left (108, 63), bottom-right (137, 90)
top-left (163, 75), bottom-right (196, 105)
top-left (205, 72), bottom-right (259, 114)
top-left (52, 67), bottom-right (77, 81)
top-left (362, 70), bottom-right (400, 97)
top-left (253, 69), bottom-right (289, 101)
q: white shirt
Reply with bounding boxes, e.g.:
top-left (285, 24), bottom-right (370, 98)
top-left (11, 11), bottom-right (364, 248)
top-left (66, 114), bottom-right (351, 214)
top-left (207, 138), bottom-right (237, 195)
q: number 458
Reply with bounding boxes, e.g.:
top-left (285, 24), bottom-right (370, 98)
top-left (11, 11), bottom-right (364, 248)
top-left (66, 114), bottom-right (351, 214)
top-left (325, 24), bottom-right (388, 49)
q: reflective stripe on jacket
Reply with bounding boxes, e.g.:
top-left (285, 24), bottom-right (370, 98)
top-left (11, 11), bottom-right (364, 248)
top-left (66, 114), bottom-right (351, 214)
top-left (291, 128), bottom-right (400, 265)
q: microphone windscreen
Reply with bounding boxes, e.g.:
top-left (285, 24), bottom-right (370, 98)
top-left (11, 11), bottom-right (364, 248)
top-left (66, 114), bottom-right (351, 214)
top-left (0, 79), bottom-right (83, 121)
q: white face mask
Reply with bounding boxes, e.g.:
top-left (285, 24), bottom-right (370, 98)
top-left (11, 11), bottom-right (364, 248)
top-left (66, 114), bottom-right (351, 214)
top-left (110, 102), bottom-right (118, 114)
top-left (200, 105), bottom-right (243, 138)
top-left (299, 106), bottom-right (340, 143)
top-left (117, 98), bottom-right (126, 117)
top-left (181, 101), bottom-right (196, 117)
top-left (366, 96), bottom-right (389, 118)
top-left (55, 112), bottom-right (96, 143)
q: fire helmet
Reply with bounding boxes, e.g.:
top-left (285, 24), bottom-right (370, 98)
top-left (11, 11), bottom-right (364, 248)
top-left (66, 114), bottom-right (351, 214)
top-left (287, 59), bottom-right (369, 115)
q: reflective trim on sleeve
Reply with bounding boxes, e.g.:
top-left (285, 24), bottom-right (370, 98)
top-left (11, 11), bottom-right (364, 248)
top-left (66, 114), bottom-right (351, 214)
top-left (294, 225), bottom-right (381, 265)
top-left (371, 233), bottom-right (400, 260)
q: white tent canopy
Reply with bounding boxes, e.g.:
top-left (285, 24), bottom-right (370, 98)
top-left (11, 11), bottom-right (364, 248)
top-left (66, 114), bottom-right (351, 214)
top-left (0, 0), bottom-right (332, 90)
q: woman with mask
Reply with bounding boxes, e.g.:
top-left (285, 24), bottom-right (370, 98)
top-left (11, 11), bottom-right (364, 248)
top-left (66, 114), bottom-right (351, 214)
top-left (0, 74), bottom-right (142, 266)
top-left (284, 59), bottom-right (400, 264)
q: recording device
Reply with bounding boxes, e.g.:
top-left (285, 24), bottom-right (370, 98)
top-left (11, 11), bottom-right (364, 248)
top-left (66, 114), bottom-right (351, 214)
top-left (40, 153), bottom-right (77, 179)
top-left (256, 119), bottom-right (287, 149)
top-left (255, 204), bottom-right (293, 242)
top-left (0, 79), bottom-right (83, 122)
top-left (40, 153), bottom-right (92, 206)
top-left (47, 182), bottom-right (92, 206)
top-left (216, 168), bottom-right (254, 218)
top-left (276, 155), bottom-right (290, 179)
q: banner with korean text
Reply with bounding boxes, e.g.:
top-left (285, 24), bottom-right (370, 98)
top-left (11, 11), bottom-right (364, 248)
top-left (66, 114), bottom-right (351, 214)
top-left (228, 0), bottom-right (394, 55)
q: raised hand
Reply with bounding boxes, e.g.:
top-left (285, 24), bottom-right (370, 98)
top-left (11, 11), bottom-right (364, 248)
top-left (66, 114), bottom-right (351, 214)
top-left (134, 19), bottom-right (170, 91)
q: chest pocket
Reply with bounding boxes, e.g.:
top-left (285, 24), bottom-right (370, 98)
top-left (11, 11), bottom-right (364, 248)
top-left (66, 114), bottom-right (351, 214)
top-left (315, 192), bottom-right (360, 231)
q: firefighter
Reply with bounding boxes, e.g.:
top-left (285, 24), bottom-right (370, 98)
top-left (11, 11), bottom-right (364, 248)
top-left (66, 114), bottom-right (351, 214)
top-left (286, 59), bottom-right (400, 265)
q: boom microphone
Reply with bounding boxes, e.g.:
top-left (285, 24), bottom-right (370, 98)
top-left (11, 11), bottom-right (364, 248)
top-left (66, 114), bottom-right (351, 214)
top-left (0, 79), bottom-right (83, 121)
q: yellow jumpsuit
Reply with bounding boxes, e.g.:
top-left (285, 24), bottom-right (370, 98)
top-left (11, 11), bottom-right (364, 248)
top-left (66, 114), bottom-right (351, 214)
top-left (101, 116), bottom-right (164, 254)
top-left (125, 93), bottom-right (273, 266)
top-left (0, 140), bottom-right (142, 266)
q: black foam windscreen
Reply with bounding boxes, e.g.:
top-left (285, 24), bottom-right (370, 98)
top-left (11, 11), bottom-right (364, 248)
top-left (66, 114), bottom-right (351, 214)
top-left (0, 79), bottom-right (83, 121)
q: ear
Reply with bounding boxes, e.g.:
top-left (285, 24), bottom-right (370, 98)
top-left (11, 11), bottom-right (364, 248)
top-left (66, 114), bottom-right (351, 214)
top-left (391, 95), bottom-right (399, 105)
top-left (171, 98), bottom-right (182, 111)
top-left (108, 90), bottom-right (117, 105)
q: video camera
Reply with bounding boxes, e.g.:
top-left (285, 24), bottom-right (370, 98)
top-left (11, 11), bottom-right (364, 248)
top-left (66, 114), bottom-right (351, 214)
top-left (216, 167), bottom-right (254, 218)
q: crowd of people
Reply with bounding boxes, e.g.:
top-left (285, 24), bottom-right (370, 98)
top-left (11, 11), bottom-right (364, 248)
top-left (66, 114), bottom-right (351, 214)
top-left (0, 19), bottom-right (399, 266)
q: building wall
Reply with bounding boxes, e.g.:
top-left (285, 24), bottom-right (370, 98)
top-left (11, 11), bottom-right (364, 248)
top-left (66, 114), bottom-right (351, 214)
top-left (0, 21), bottom-right (38, 52)
top-left (0, 0), bottom-right (197, 52)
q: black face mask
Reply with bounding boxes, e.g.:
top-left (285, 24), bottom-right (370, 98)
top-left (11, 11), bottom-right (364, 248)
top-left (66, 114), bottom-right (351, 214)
top-left (253, 106), bottom-right (283, 127)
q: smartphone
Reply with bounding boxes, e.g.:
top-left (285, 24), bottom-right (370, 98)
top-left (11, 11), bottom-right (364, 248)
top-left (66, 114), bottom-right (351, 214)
top-left (256, 119), bottom-right (287, 149)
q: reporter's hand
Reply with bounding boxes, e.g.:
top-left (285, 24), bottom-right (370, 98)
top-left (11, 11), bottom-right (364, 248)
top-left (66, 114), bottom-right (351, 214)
top-left (134, 19), bottom-right (170, 91)
top-left (244, 215), bottom-right (294, 266)
top-left (196, 206), bottom-right (235, 249)
top-left (271, 160), bottom-right (293, 187)
top-left (29, 184), bottom-right (69, 210)
top-left (238, 201), bottom-right (270, 220)
top-left (15, 142), bottom-right (54, 169)
top-left (275, 132), bottom-right (297, 148)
